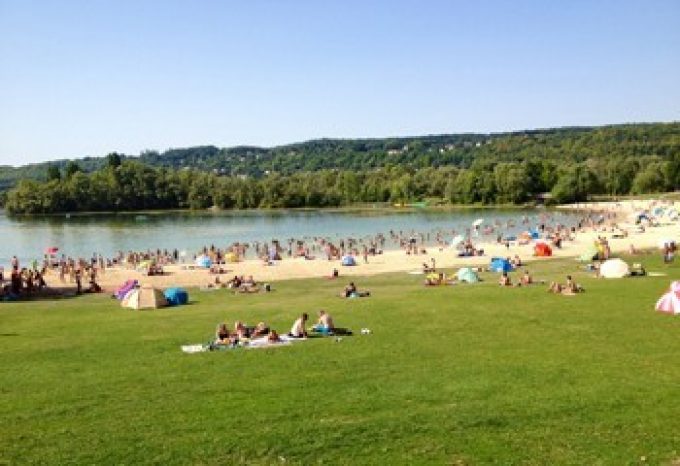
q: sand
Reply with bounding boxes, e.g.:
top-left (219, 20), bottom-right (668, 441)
top-left (45, 199), bottom-right (678, 291)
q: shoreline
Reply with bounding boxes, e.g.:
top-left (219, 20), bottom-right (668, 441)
top-left (1, 202), bottom-right (531, 218)
top-left (39, 199), bottom-right (676, 291)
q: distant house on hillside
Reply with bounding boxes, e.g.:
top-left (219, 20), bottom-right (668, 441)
top-left (535, 192), bottom-right (553, 204)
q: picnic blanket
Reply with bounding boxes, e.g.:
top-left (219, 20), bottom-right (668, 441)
top-left (181, 335), bottom-right (303, 353)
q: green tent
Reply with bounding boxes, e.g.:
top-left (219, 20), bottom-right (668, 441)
top-left (457, 267), bottom-right (480, 283)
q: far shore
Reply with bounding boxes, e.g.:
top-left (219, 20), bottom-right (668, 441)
top-left (38, 198), bottom-right (676, 292)
top-left (1, 202), bottom-right (534, 218)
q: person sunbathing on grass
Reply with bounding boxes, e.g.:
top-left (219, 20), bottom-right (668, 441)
top-left (341, 282), bottom-right (370, 298)
top-left (250, 321), bottom-right (270, 338)
top-left (343, 282), bottom-right (357, 297)
top-left (267, 329), bottom-right (281, 343)
top-left (236, 275), bottom-right (260, 293)
top-left (312, 310), bottom-right (335, 334)
top-left (521, 270), bottom-right (533, 286)
top-left (233, 321), bottom-right (249, 340)
top-left (548, 275), bottom-right (583, 295)
top-left (424, 273), bottom-right (441, 286)
top-left (288, 313), bottom-right (308, 338)
top-left (215, 323), bottom-right (231, 344)
top-left (547, 281), bottom-right (563, 294)
top-left (498, 272), bottom-right (512, 287)
top-left (226, 275), bottom-right (242, 289)
top-left (565, 275), bottom-right (584, 293)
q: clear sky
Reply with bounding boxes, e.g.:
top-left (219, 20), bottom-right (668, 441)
top-left (0, 0), bottom-right (678, 166)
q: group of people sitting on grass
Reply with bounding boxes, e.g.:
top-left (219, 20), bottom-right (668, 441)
top-left (547, 275), bottom-right (585, 295)
top-left (497, 269), bottom-right (550, 287)
top-left (211, 310), bottom-right (346, 348)
top-left (424, 272), bottom-right (457, 286)
top-left (497, 270), bottom-right (542, 287)
top-left (210, 274), bottom-right (270, 293)
top-left (497, 269), bottom-right (581, 294)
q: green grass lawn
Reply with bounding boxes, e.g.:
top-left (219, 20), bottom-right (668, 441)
top-left (2, 254), bottom-right (680, 464)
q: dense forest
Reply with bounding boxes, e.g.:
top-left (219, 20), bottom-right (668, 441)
top-left (3, 122), bottom-right (680, 214)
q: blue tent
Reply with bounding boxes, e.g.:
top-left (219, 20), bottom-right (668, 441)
top-left (195, 255), bottom-right (212, 268)
top-left (164, 287), bottom-right (189, 306)
top-left (341, 255), bottom-right (356, 266)
top-left (490, 257), bottom-right (513, 273)
top-left (529, 229), bottom-right (540, 239)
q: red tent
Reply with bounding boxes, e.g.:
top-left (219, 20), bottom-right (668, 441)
top-left (534, 242), bottom-right (552, 257)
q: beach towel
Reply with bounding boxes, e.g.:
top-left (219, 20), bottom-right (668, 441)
top-left (247, 336), bottom-right (295, 348)
top-left (181, 335), bottom-right (303, 353)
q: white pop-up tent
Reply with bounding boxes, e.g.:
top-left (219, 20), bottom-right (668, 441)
top-left (599, 258), bottom-right (630, 279)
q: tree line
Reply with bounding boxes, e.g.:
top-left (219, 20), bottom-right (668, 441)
top-left (1, 122), bottom-right (678, 193)
top-left (5, 151), bottom-right (680, 214)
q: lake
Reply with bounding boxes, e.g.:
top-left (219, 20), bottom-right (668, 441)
top-left (0, 207), bottom-right (586, 265)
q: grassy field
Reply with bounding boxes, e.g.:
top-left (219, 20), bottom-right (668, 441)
top-left (2, 254), bottom-right (680, 464)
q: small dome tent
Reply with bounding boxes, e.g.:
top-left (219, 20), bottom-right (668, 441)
top-left (534, 242), bottom-right (553, 257)
top-left (600, 258), bottom-right (630, 279)
top-left (114, 279), bottom-right (138, 300)
top-left (164, 287), bottom-right (189, 306)
top-left (490, 257), bottom-right (513, 273)
top-left (122, 285), bottom-right (168, 310)
top-left (195, 255), bottom-right (212, 268)
top-left (656, 281), bottom-right (680, 315)
top-left (341, 255), bottom-right (356, 266)
top-left (457, 267), bottom-right (480, 283)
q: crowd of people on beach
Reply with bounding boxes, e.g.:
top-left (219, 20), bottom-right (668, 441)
top-left (0, 254), bottom-right (103, 299)
top-left (1, 205), bottom-right (668, 303)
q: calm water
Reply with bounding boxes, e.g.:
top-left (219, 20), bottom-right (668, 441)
top-left (0, 208), bottom-right (585, 265)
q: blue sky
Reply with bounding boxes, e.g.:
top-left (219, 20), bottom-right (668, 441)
top-left (0, 0), bottom-right (678, 166)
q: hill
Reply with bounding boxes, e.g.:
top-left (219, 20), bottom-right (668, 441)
top-left (3, 122), bottom-right (680, 214)
top-left (1, 122), bottom-right (678, 192)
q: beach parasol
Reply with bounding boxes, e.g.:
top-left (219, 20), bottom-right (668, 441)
top-left (45, 247), bottom-right (59, 255)
top-left (451, 235), bottom-right (465, 247)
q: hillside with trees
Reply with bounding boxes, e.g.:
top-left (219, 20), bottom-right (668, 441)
top-left (2, 122), bottom-right (680, 214)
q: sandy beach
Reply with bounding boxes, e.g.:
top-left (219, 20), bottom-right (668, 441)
top-left (43, 199), bottom-right (678, 291)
